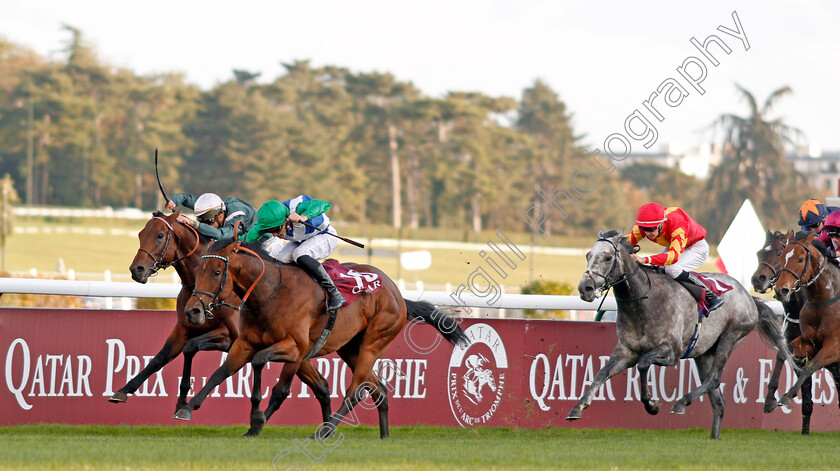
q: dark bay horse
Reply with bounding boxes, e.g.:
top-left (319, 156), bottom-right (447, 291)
top-left (571, 230), bottom-right (796, 439)
top-left (116, 211), bottom-right (332, 422)
top-left (173, 238), bottom-right (466, 439)
top-left (770, 231), bottom-right (840, 413)
top-left (751, 229), bottom-right (840, 434)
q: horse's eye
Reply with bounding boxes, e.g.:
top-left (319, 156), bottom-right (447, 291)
top-left (775, 252), bottom-right (782, 256)
top-left (213, 270), bottom-right (221, 277)
top-left (799, 257), bottom-right (805, 263)
top-left (157, 233), bottom-right (165, 240)
top-left (604, 255), bottom-right (613, 262)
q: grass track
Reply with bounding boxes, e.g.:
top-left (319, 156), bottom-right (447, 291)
top-left (1, 425), bottom-right (839, 470)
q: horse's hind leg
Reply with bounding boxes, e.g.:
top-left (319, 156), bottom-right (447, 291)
top-left (637, 345), bottom-right (677, 415)
top-left (337, 344), bottom-right (390, 439)
top-left (567, 344), bottom-right (638, 420)
top-left (780, 339), bottom-right (840, 409)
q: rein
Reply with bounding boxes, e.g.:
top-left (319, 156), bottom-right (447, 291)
top-left (138, 216), bottom-right (201, 276)
top-left (583, 237), bottom-right (650, 302)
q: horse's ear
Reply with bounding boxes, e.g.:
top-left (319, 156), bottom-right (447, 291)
top-left (597, 228), bottom-right (605, 238)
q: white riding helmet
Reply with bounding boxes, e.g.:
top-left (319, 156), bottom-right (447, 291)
top-left (194, 193), bottom-right (225, 221)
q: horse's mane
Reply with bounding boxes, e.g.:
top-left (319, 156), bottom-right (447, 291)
top-left (794, 229), bottom-right (813, 242)
top-left (601, 229), bottom-right (637, 254)
top-left (152, 210), bottom-right (164, 218)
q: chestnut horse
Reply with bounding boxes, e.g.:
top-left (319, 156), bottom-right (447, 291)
top-left (116, 211), bottom-right (332, 423)
top-left (752, 229), bottom-right (840, 434)
top-left (173, 237), bottom-right (466, 439)
top-left (771, 230), bottom-right (840, 412)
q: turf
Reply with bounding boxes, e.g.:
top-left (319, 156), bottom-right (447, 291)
top-left (0, 424), bottom-right (838, 470)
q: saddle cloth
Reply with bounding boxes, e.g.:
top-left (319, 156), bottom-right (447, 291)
top-left (323, 260), bottom-right (383, 305)
top-left (694, 273), bottom-right (734, 297)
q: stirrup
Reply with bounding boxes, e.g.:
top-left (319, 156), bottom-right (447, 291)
top-left (706, 295), bottom-right (724, 313)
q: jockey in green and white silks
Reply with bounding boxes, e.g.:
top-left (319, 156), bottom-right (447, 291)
top-left (166, 192), bottom-right (258, 241)
top-left (245, 195), bottom-right (346, 311)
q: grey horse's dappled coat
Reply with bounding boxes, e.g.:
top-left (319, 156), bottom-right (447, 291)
top-left (569, 229), bottom-right (797, 439)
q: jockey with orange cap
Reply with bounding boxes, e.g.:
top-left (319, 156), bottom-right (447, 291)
top-left (628, 202), bottom-right (724, 312)
top-left (165, 192), bottom-right (258, 241)
top-left (798, 198), bottom-right (840, 233)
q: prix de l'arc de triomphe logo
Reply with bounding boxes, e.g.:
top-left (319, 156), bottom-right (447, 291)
top-left (447, 323), bottom-right (508, 427)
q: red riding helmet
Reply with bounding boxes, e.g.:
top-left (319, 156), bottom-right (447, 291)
top-left (798, 198), bottom-right (827, 228)
top-left (824, 210), bottom-right (840, 231)
top-left (635, 203), bottom-right (666, 228)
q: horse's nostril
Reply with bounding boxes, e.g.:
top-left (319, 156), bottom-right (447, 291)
top-left (758, 275), bottom-right (766, 282)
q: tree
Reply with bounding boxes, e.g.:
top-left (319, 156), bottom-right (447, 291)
top-left (701, 84), bottom-right (814, 242)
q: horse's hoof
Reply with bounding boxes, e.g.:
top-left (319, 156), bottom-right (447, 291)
top-left (645, 400), bottom-right (660, 415)
top-left (778, 396), bottom-right (793, 408)
top-left (763, 401), bottom-right (778, 414)
top-left (670, 403), bottom-right (686, 415)
top-left (173, 409), bottom-right (192, 421)
top-left (108, 391), bottom-right (128, 403)
top-left (243, 427), bottom-right (262, 437)
top-left (566, 408), bottom-right (582, 421)
top-left (250, 412), bottom-right (266, 430)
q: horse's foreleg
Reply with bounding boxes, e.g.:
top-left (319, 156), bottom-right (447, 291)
top-left (763, 351), bottom-right (787, 413)
top-left (637, 345), bottom-right (676, 416)
top-left (244, 339), bottom-right (306, 437)
top-left (296, 360), bottom-right (332, 423)
top-left (178, 327), bottom-right (232, 412)
top-left (780, 341), bottom-right (840, 409)
top-left (173, 340), bottom-right (255, 421)
top-left (110, 326), bottom-right (187, 404)
top-left (567, 344), bottom-right (638, 421)
top-left (800, 360), bottom-right (814, 435)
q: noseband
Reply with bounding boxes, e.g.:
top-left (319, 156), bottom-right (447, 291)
top-left (137, 216), bottom-right (200, 276)
top-left (779, 241), bottom-right (826, 293)
top-left (583, 237), bottom-right (647, 300)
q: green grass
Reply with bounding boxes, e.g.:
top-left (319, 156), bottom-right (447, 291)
top-left (0, 424), bottom-right (838, 470)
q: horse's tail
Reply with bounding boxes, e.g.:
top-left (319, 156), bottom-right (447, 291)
top-left (753, 297), bottom-right (801, 372)
top-left (404, 299), bottom-right (469, 346)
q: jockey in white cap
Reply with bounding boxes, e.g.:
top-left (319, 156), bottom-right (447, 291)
top-left (166, 192), bottom-right (258, 241)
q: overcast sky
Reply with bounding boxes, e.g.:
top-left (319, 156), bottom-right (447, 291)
top-left (2, 1), bottom-right (838, 153)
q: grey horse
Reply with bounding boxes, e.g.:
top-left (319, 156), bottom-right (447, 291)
top-left (567, 229), bottom-right (797, 439)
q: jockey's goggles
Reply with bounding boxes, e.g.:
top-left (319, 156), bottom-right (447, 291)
top-left (827, 229), bottom-right (840, 238)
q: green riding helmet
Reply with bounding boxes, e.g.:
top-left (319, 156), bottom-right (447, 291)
top-left (245, 200), bottom-right (290, 243)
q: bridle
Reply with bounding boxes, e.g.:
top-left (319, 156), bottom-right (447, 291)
top-left (137, 216), bottom-right (200, 276)
top-left (190, 254), bottom-right (239, 319)
top-left (779, 240), bottom-right (826, 293)
top-left (582, 237), bottom-right (649, 301)
top-left (189, 243), bottom-right (271, 319)
top-left (756, 236), bottom-right (789, 290)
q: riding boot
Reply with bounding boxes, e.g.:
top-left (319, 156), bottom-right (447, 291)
top-left (296, 255), bottom-right (347, 311)
top-left (676, 271), bottom-right (724, 313)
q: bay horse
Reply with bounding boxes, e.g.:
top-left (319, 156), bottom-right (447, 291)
top-left (570, 230), bottom-right (796, 439)
top-left (173, 237), bottom-right (467, 439)
top-left (770, 230), bottom-right (840, 414)
top-left (116, 211), bottom-right (333, 423)
top-left (751, 229), bottom-right (840, 434)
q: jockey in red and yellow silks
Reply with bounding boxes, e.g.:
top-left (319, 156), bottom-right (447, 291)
top-left (628, 202), bottom-right (724, 313)
top-left (628, 206), bottom-right (707, 267)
